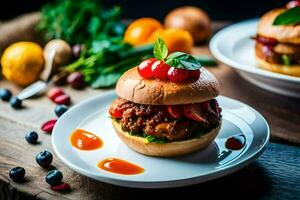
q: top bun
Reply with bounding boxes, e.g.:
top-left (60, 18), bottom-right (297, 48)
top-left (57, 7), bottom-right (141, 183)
top-left (116, 67), bottom-right (220, 105)
top-left (257, 8), bottom-right (300, 44)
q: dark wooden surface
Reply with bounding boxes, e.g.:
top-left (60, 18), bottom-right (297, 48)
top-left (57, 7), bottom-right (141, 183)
top-left (0, 23), bottom-right (300, 199)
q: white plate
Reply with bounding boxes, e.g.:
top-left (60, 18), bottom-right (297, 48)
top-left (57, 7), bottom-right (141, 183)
top-left (52, 91), bottom-right (269, 188)
top-left (210, 20), bottom-right (300, 98)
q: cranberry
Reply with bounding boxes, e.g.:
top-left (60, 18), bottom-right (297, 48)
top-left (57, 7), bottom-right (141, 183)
top-left (54, 94), bottom-right (71, 105)
top-left (286, 0), bottom-right (300, 8)
top-left (189, 69), bottom-right (201, 81)
top-left (48, 88), bottom-right (65, 101)
top-left (51, 182), bottom-right (71, 191)
top-left (67, 72), bottom-right (85, 89)
top-left (138, 58), bottom-right (156, 79)
top-left (41, 119), bottom-right (57, 133)
top-left (167, 67), bottom-right (189, 82)
top-left (151, 60), bottom-right (171, 80)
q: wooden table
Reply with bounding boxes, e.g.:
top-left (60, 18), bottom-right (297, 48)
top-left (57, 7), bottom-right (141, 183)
top-left (1, 39), bottom-right (300, 199)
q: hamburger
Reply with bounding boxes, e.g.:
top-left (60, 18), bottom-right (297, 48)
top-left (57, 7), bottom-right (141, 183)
top-left (108, 38), bottom-right (222, 157)
top-left (255, 2), bottom-right (300, 77)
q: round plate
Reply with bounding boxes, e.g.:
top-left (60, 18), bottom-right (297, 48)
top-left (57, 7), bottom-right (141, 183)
top-left (210, 19), bottom-right (300, 98)
top-left (52, 91), bottom-right (269, 188)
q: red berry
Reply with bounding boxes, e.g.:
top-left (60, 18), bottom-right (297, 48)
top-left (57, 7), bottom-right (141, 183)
top-left (138, 58), bottom-right (157, 79)
top-left (51, 182), bottom-right (71, 191)
top-left (67, 72), bottom-right (85, 89)
top-left (47, 88), bottom-right (65, 101)
top-left (286, 0), bottom-right (300, 8)
top-left (54, 94), bottom-right (71, 105)
top-left (151, 60), bottom-right (171, 80)
top-left (189, 70), bottom-right (201, 81)
top-left (167, 105), bottom-right (184, 119)
top-left (41, 119), bottom-right (57, 133)
top-left (167, 67), bottom-right (189, 82)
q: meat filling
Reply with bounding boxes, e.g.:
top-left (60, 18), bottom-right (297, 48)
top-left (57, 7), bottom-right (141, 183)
top-left (109, 98), bottom-right (222, 142)
top-left (255, 35), bottom-right (300, 65)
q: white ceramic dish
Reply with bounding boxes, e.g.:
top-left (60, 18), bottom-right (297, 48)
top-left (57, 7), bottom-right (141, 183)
top-left (52, 91), bottom-right (269, 188)
top-left (210, 19), bottom-right (300, 98)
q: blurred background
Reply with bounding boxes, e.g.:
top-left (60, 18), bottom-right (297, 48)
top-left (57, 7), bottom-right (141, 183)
top-left (0, 0), bottom-right (291, 21)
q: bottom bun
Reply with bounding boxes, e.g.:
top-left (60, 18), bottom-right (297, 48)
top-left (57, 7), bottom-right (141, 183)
top-left (112, 120), bottom-right (222, 157)
top-left (256, 56), bottom-right (300, 77)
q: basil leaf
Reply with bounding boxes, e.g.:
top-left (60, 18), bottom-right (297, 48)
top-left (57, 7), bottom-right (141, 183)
top-left (273, 7), bottom-right (300, 25)
top-left (165, 52), bottom-right (201, 70)
top-left (153, 38), bottom-right (168, 60)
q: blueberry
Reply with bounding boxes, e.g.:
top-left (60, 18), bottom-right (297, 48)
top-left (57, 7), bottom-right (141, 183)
top-left (36, 150), bottom-right (53, 167)
top-left (25, 131), bottom-right (38, 144)
top-left (54, 105), bottom-right (68, 117)
top-left (0, 88), bottom-right (12, 101)
top-left (10, 96), bottom-right (22, 109)
top-left (45, 170), bottom-right (63, 186)
top-left (9, 167), bottom-right (25, 182)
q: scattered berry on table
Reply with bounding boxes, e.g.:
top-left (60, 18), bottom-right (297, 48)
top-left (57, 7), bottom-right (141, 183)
top-left (9, 167), bottom-right (25, 182)
top-left (55, 105), bottom-right (69, 117)
top-left (25, 131), bottom-right (38, 144)
top-left (51, 182), bottom-right (71, 191)
top-left (47, 88), bottom-right (65, 101)
top-left (36, 150), bottom-right (53, 167)
top-left (0, 88), bottom-right (12, 101)
top-left (45, 170), bottom-right (63, 186)
top-left (41, 119), bottom-right (57, 133)
top-left (54, 94), bottom-right (71, 105)
top-left (9, 96), bottom-right (22, 109)
top-left (67, 72), bottom-right (85, 89)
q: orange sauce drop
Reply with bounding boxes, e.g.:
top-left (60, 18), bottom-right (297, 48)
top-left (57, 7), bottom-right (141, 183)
top-left (98, 158), bottom-right (144, 175)
top-left (70, 129), bottom-right (103, 150)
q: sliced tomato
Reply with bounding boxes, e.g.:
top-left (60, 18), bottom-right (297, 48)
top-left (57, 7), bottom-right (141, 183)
top-left (183, 104), bottom-right (206, 122)
top-left (167, 105), bottom-right (184, 119)
top-left (109, 99), bottom-right (123, 118)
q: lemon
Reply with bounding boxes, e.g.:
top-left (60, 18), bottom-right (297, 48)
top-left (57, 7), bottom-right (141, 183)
top-left (1, 42), bottom-right (44, 86)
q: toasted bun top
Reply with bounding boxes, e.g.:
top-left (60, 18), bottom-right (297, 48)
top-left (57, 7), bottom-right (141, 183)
top-left (257, 8), bottom-right (300, 44)
top-left (116, 67), bottom-right (220, 105)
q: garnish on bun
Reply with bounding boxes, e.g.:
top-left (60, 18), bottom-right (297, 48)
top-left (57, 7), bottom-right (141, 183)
top-left (254, 2), bottom-right (300, 77)
top-left (109, 38), bottom-right (221, 157)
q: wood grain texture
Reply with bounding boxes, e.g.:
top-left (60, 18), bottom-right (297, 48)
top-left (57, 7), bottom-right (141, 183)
top-left (0, 21), bottom-right (300, 199)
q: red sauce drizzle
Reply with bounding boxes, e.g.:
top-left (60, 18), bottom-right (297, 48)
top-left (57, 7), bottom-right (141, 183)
top-left (225, 134), bottom-right (246, 150)
top-left (70, 129), bottom-right (103, 150)
top-left (98, 158), bottom-right (144, 175)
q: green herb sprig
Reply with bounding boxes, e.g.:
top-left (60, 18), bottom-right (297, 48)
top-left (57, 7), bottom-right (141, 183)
top-left (273, 7), bottom-right (300, 26)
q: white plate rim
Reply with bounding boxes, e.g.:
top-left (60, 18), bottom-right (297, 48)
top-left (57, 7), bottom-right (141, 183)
top-left (209, 19), bottom-right (300, 84)
top-left (52, 91), bottom-right (270, 188)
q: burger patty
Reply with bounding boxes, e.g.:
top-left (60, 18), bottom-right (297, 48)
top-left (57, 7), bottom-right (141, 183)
top-left (109, 98), bottom-right (222, 142)
top-left (255, 37), bottom-right (300, 65)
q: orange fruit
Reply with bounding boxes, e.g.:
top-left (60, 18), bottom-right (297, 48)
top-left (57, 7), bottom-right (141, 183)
top-left (1, 42), bottom-right (44, 86)
top-left (124, 18), bottom-right (163, 46)
top-left (149, 28), bottom-right (194, 54)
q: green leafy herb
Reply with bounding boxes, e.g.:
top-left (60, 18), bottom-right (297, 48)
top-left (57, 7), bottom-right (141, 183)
top-left (153, 38), bottom-right (168, 60)
top-left (146, 135), bottom-right (167, 143)
top-left (37, 0), bottom-right (124, 45)
top-left (91, 72), bottom-right (122, 88)
top-left (281, 54), bottom-right (291, 66)
top-left (165, 52), bottom-right (201, 70)
top-left (146, 135), bottom-right (156, 143)
top-left (273, 7), bottom-right (300, 25)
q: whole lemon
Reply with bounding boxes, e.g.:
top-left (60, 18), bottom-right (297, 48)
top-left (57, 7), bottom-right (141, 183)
top-left (1, 42), bottom-right (44, 86)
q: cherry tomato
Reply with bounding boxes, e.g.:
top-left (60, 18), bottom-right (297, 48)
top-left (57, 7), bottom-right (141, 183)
top-left (151, 60), bottom-right (171, 80)
top-left (167, 67), bottom-right (189, 82)
top-left (188, 69), bottom-right (201, 81)
top-left (138, 58), bottom-right (157, 79)
top-left (167, 105), bottom-right (184, 119)
top-left (109, 99), bottom-right (123, 118)
top-left (256, 36), bottom-right (277, 46)
top-left (286, 0), bottom-right (300, 8)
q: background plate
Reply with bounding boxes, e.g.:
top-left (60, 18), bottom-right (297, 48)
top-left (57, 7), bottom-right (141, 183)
top-left (52, 91), bottom-right (269, 188)
top-left (210, 20), bottom-right (300, 98)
